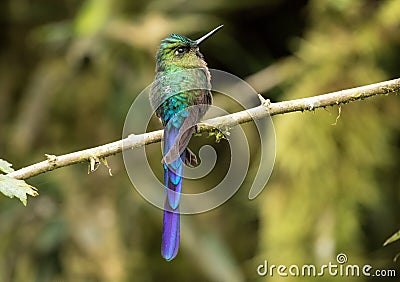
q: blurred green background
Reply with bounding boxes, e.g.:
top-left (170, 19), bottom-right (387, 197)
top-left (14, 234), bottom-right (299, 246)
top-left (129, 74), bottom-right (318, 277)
top-left (1, 0), bottom-right (400, 281)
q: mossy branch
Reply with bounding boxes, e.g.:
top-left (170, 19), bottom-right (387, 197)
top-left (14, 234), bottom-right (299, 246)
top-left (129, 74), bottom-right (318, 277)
top-left (7, 77), bottom-right (400, 180)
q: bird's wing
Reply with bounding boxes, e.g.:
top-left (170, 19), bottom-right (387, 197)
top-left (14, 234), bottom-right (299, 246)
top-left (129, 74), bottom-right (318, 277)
top-left (163, 104), bottom-right (201, 166)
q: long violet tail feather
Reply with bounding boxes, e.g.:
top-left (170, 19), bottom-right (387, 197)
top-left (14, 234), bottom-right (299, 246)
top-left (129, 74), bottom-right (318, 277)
top-left (162, 208), bottom-right (180, 261)
top-left (161, 125), bottom-right (183, 261)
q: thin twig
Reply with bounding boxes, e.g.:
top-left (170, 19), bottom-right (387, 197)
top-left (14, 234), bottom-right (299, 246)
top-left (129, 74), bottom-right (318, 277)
top-left (7, 78), bottom-right (400, 180)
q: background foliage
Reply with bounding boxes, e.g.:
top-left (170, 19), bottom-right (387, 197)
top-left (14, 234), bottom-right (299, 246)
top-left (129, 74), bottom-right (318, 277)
top-left (1, 0), bottom-right (399, 281)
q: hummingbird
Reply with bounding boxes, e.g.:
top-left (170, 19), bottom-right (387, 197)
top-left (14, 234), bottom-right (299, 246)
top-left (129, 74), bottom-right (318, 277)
top-left (150, 25), bottom-right (223, 261)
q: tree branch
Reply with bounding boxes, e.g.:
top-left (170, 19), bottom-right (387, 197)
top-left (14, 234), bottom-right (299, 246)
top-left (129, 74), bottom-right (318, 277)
top-left (7, 78), bottom-right (400, 180)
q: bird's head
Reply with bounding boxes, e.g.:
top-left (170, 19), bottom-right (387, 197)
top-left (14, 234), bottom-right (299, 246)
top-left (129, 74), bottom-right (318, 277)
top-left (155, 25), bottom-right (222, 72)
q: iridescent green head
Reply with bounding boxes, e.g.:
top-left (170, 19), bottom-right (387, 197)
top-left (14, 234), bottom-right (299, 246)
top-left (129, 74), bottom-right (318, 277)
top-left (155, 25), bottom-right (223, 72)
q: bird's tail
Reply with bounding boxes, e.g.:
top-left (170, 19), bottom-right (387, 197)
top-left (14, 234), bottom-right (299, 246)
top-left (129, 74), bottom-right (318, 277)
top-left (162, 206), bottom-right (180, 261)
top-left (161, 126), bottom-right (183, 261)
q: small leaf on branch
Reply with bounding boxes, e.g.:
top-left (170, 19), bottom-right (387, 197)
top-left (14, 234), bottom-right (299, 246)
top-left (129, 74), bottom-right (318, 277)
top-left (0, 159), bottom-right (15, 174)
top-left (0, 175), bottom-right (38, 206)
top-left (383, 230), bottom-right (400, 246)
top-left (88, 156), bottom-right (100, 174)
top-left (101, 157), bottom-right (113, 176)
top-left (258, 94), bottom-right (271, 110)
top-left (208, 127), bottom-right (229, 143)
top-left (331, 105), bottom-right (342, 126)
top-left (45, 154), bottom-right (58, 163)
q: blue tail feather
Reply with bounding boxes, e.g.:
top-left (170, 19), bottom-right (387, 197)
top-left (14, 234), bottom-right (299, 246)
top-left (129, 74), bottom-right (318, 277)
top-left (162, 208), bottom-right (180, 261)
top-left (161, 126), bottom-right (184, 261)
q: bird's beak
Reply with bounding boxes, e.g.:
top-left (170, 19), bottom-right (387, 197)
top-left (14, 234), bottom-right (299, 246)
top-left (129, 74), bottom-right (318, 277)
top-left (195, 25), bottom-right (223, 45)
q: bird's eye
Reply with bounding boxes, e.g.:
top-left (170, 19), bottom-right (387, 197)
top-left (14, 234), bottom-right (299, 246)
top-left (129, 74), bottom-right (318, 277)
top-left (175, 47), bottom-right (185, 56)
